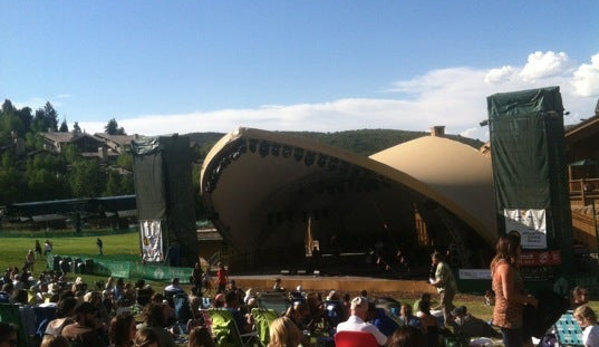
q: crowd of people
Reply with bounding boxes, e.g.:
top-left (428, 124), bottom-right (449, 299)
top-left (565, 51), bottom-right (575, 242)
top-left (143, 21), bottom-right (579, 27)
top-left (0, 256), bottom-right (477, 347)
top-left (0, 235), bottom-right (596, 347)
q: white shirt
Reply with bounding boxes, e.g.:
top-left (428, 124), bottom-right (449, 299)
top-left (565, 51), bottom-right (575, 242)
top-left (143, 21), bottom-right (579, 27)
top-left (583, 324), bottom-right (599, 347)
top-left (336, 315), bottom-right (388, 346)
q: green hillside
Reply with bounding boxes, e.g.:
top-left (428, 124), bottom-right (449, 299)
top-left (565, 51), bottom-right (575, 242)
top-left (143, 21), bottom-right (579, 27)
top-left (185, 129), bottom-right (485, 157)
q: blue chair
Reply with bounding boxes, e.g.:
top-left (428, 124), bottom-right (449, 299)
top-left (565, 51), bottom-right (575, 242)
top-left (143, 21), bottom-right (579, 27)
top-left (554, 310), bottom-right (583, 347)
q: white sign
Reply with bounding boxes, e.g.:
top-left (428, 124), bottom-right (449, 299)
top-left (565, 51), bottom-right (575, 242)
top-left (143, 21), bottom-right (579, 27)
top-left (458, 269), bottom-right (491, 280)
top-left (504, 209), bottom-right (547, 249)
top-left (140, 220), bottom-right (164, 262)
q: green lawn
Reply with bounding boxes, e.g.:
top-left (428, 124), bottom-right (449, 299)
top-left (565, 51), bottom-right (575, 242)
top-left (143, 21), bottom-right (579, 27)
top-left (0, 231), bottom-right (141, 288)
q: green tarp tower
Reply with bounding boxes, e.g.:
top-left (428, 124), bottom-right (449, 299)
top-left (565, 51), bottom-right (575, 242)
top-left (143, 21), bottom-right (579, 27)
top-left (487, 86), bottom-right (572, 278)
top-left (132, 134), bottom-right (198, 267)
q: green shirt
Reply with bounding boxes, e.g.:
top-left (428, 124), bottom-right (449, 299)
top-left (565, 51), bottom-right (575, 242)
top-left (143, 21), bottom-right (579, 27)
top-left (435, 261), bottom-right (457, 293)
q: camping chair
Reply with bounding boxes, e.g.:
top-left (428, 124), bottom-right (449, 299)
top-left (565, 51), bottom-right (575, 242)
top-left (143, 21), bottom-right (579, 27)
top-left (33, 306), bottom-right (57, 339)
top-left (198, 309), bottom-right (215, 339)
top-left (256, 292), bottom-right (290, 316)
top-left (334, 331), bottom-right (379, 347)
top-left (173, 293), bottom-right (192, 325)
top-left (208, 308), bottom-right (258, 347)
top-left (324, 300), bottom-right (345, 329)
top-left (0, 303), bottom-right (30, 347)
top-left (251, 308), bottom-right (279, 347)
top-left (554, 310), bottom-right (584, 347)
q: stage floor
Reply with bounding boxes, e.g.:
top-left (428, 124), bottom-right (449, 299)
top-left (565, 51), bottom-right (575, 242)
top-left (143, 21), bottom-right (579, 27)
top-left (229, 273), bottom-right (435, 295)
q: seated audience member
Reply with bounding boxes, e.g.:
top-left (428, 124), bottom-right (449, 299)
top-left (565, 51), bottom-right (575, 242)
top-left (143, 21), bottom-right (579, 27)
top-left (45, 297), bottom-right (77, 336)
top-left (336, 296), bottom-right (388, 346)
top-left (272, 278), bottom-right (284, 292)
top-left (306, 292), bottom-right (326, 330)
top-left (224, 291), bottom-right (255, 334)
top-left (226, 279), bottom-right (245, 305)
top-left (341, 293), bottom-right (351, 319)
top-left (483, 290), bottom-right (495, 306)
top-left (388, 326), bottom-right (426, 347)
top-left (417, 300), bottom-right (439, 347)
top-left (449, 306), bottom-right (500, 338)
top-left (244, 288), bottom-right (256, 305)
top-left (284, 301), bottom-right (310, 332)
top-left (12, 289), bottom-right (36, 339)
top-left (185, 295), bottom-right (206, 333)
top-left (573, 305), bottom-right (599, 347)
top-left (413, 293), bottom-right (432, 314)
top-left (164, 278), bottom-right (185, 296)
top-left (84, 291), bottom-right (110, 332)
top-left (367, 301), bottom-right (399, 337)
top-left (134, 327), bottom-right (160, 347)
top-left (60, 302), bottom-right (104, 347)
top-left (188, 326), bottom-right (216, 347)
top-left (212, 293), bottom-right (225, 308)
top-left (0, 323), bottom-right (18, 347)
top-left (267, 317), bottom-right (304, 347)
top-left (40, 335), bottom-right (69, 347)
top-left (399, 304), bottom-right (422, 332)
top-left (135, 279), bottom-right (154, 307)
top-left (571, 286), bottom-right (590, 310)
top-left (324, 291), bottom-right (346, 328)
top-left (138, 303), bottom-right (176, 347)
top-left (109, 313), bottom-right (137, 347)
top-left (289, 285), bottom-right (305, 302)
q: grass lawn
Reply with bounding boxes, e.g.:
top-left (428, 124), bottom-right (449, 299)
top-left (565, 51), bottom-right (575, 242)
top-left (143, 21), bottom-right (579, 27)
top-left (2, 231), bottom-right (598, 324)
top-left (0, 231), bottom-right (141, 289)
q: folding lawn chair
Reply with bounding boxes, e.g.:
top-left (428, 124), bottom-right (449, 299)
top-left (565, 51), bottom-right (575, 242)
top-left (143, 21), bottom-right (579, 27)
top-left (256, 292), bottom-right (290, 316)
top-left (334, 331), bottom-right (379, 347)
top-left (554, 310), bottom-right (584, 347)
top-left (0, 303), bottom-right (30, 347)
top-left (208, 308), bottom-right (258, 347)
top-left (251, 308), bottom-right (279, 347)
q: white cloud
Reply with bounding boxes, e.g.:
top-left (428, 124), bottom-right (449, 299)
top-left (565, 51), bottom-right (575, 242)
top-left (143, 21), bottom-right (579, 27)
top-left (78, 51), bottom-right (598, 143)
top-left (571, 53), bottom-right (599, 97)
top-left (520, 51), bottom-right (571, 81)
top-left (485, 66), bottom-right (515, 85)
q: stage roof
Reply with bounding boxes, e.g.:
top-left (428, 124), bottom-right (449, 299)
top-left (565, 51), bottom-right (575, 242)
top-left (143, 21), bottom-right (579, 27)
top-left (200, 128), bottom-right (497, 256)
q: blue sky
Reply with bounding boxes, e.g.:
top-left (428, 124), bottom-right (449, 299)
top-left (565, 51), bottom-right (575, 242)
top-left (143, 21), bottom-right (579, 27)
top-left (2, 1), bottom-right (598, 141)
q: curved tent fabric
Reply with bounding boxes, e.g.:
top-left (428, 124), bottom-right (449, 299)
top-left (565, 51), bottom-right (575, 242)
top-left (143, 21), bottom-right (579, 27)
top-left (200, 127), bottom-right (497, 258)
top-left (370, 136), bottom-right (497, 246)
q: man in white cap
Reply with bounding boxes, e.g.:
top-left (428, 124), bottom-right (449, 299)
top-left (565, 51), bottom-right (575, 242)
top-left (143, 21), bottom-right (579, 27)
top-left (336, 296), bottom-right (387, 346)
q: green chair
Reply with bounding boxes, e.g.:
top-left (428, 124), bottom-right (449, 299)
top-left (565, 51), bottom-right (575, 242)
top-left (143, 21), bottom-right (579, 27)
top-left (208, 308), bottom-right (258, 347)
top-left (251, 308), bottom-right (279, 347)
top-left (0, 303), bottom-right (30, 347)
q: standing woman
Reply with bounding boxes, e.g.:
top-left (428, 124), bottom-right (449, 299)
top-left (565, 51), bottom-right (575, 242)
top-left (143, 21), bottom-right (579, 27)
top-left (191, 262), bottom-right (203, 296)
top-left (44, 239), bottom-right (53, 257)
top-left (35, 240), bottom-right (43, 259)
top-left (25, 250), bottom-right (35, 272)
top-left (491, 232), bottom-right (538, 347)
